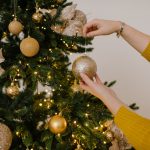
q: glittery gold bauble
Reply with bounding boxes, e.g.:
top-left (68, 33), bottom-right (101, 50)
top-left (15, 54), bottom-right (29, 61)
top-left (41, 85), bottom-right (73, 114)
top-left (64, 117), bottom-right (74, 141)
top-left (105, 131), bottom-right (114, 141)
top-left (20, 37), bottom-right (40, 57)
top-left (0, 123), bottom-right (12, 150)
top-left (8, 19), bottom-right (23, 35)
top-left (48, 115), bottom-right (67, 134)
top-left (72, 55), bottom-right (97, 79)
top-left (6, 83), bottom-right (19, 98)
top-left (32, 12), bottom-right (43, 23)
top-left (103, 120), bottom-right (113, 128)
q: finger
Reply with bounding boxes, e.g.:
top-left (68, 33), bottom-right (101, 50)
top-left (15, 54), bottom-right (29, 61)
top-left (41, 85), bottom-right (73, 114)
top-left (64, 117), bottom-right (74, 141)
top-left (83, 22), bottom-right (94, 36)
top-left (80, 73), bottom-right (94, 86)
top-left (83, 20), bottom-right (99, 36)
top-left (79, 81), bottom-right (91, 91)
top-left (95, 73), bottom-right (102, 84)
top-left (86, 30), bottom-right (101, 37)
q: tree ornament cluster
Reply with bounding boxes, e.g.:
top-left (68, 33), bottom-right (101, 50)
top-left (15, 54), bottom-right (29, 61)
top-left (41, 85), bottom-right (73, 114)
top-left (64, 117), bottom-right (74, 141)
top-left (51, 4), bottom-right (87, 36)
top-left (102, 120), bottom-right (132, 149)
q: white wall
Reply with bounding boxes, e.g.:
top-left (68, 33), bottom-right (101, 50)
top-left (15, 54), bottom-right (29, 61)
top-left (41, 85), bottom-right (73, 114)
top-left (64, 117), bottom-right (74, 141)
top-left (70, 0), bottom-right (150, 118)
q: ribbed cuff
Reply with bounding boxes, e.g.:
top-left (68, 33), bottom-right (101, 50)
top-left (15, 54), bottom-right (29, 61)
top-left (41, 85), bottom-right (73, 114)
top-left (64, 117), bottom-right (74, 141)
top-left (142, 42), bottom-right (150, 61)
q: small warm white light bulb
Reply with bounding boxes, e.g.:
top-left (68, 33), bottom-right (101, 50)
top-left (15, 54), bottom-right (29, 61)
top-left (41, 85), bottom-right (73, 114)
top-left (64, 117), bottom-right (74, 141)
top-left (94, 127), bottom-right (99, 130)
top-left (34, 71), bottom-right (38, 75)
top-left (87, 104), bottom-right (90, 107)
top-left (73, 121), bottom-right (77, 124)
top-left (16, 131), bottom-right (19, 136)
top-left (39, 103), bottom-right (43, 107)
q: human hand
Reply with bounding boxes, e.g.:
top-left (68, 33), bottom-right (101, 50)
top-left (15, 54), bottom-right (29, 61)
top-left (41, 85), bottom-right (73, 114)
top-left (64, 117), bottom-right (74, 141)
top-left (80, 73), bottom-right (124, 115)
top-left (83, 19), bottom-right (121, 37)
top-left (79, 73), bottom-right (118, 102)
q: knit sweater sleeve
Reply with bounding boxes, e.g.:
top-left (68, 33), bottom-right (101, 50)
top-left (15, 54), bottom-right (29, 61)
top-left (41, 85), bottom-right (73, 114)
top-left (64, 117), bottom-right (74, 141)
top-left (142, 42), bottom-right (150, 61)
top-left (114, 106), bottom-right (150, 150)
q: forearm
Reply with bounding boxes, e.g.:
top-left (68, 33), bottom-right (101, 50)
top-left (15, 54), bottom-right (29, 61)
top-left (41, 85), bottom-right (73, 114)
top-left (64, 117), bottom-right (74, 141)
top-left (102, 96), bottom-right (124, 115)
top-left (97, 87), bottom-right (125, 115)
top-left (120, 22), bottom-right (150, 53)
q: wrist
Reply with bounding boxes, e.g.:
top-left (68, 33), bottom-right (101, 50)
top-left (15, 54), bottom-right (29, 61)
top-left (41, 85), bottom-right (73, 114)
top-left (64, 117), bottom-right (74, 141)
top-left (115, 21), bottom-right (123, 32)
top-left (116, 21), bottom-right (125, 38)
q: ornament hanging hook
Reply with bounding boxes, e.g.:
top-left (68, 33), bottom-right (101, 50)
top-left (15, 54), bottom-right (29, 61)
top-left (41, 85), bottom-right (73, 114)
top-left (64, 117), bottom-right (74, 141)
top-left (13, 0), bottom-right (18, 19)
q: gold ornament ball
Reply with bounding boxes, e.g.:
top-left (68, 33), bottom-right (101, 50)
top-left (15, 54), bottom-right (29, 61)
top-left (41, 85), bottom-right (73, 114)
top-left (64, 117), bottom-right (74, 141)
top-left (8, 19), bottom-right (23, 35)
top-left (0, 123), bottom-right (12, 150)
top-left (32, 12), bottom-right (43, 23)
top-left (48, 115), bottom-right (67, 134)
top-left (105, 131), bottom-right (114, 141)
top-left (6, 83), bottom-right (19, 97)
top-left (20, 37), bottom-right (40, 57)
top-left (72, 55), bottom-right (97, 79)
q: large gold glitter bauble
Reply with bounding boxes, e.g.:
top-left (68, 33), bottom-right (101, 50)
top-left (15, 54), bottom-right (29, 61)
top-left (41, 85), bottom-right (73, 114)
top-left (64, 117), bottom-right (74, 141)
top-left (48, 115), bottom-right (67, 134)
top-left (6, 83), bottom-right (19, 98)
top-left (32, 12), bottom-right (43, 23)
top-left (72, 55), bottom-right (97, 79)
top-left (8, 18), bottom-right (23, 35)
top-left (20, 37), bottom-right (40, 57)
top-left (0, 123), bottom-right (12, 150)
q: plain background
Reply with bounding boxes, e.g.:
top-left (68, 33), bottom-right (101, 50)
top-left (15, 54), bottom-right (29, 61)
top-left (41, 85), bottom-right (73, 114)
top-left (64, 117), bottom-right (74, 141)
top-left (0, 0), bottom-right (150, 118)
top-left (69, 0), bottom-right (150, 118)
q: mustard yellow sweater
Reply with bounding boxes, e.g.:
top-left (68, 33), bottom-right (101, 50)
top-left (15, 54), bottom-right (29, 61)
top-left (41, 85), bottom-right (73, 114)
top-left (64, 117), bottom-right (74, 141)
top-left (114, 43), bottom-right (150, 150)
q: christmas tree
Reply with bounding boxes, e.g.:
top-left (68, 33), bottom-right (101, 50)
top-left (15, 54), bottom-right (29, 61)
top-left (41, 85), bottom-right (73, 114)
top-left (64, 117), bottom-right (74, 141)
top-left (0, 0), bottom-right (133, 150)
